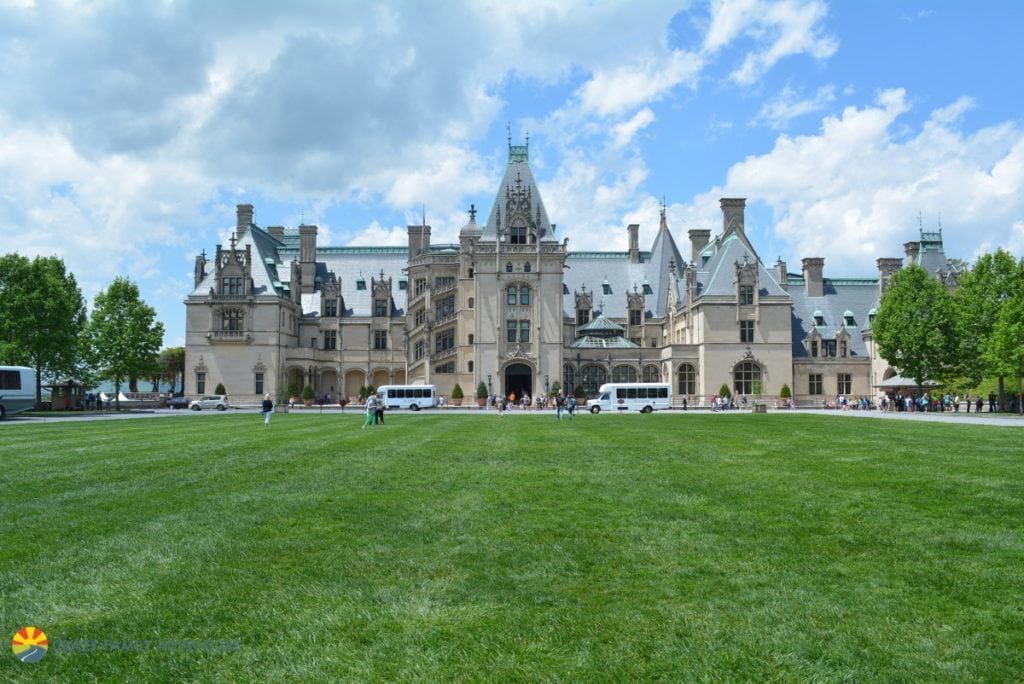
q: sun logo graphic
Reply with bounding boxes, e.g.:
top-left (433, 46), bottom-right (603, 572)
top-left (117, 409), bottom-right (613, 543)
top-left (11, 626), bottom-right (48, 663)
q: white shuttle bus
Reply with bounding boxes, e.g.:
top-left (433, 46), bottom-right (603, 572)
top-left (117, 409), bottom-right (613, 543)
top-left (0, 366), bottom-right (37, 419)
top-left (377, 385), bottom-right (436, 411)
top-left (587, 382), bottom-right (671, 414)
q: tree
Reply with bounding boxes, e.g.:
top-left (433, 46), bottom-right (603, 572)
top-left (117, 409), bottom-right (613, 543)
top-left (874, 264), bottom-right (957, 389)
top-left (550, 380), bottom-right (561, 395)
top-left (0, 254), bottom-right (88, 407)
top-left (215, 382), bottom-right (227, 395)
top-left (779, 383), bottom-right (792, 399)
top-left (86, 278), bottom-right (164, 410)
top-left (159, 347), bottom-right (185, 394)
top-left (983, 272), bottom-right (1024, 415)
top-left (717, 383), bottom-right (731, 398)
top-left (953, 249), bottom-right (1022, 404)
top-left (475, 381), bottom-right (488, 399)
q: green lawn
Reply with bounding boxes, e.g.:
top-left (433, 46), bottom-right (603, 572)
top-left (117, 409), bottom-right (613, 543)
top-left (2, 413), bottom-right (1022, 681)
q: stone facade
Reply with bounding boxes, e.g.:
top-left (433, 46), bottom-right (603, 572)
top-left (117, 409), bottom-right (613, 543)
top-left (184, 143), bottom-right (961, 405)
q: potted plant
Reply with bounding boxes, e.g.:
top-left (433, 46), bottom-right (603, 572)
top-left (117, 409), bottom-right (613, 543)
top-left (717, 383), bottom-right (731, 399)
top-left (476, 381), bottom-right (488, 407)
top-left (288, 382), bottom-right (300, 404)
top-left (451, 383), bottom-right (464, 406)
top-left (358, 385), bottom-right (368, 402)
top-left (302, 383), bottom-right (315, 406)
top-left (574, 384), bottom-right (586, 401)
top-left (779, 383), bottom-right (792, 400)
top-left (550, 381), bottom-right (561, 396)
top-left (215, 382), bottom-right (226, 396)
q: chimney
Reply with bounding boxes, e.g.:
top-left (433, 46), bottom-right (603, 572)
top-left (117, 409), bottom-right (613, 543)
top-left (407, 224), bottom-right (431, 257)
top-left (688, 229), bottom-right (711, 263)
top-left (904, 241), bottom-right (920, 264)
top-left (802, 257), bottom-right (825, 297)
top-left (774, 258), bottom-right (788, 291)
top-left (720, 198), bottom-right (746, 235)
top-left (627, 224), bottom-right (639, 264)
top-left (290, 261), bottom-right (302, 303)
top-left (267, 226), bottom-right (285, 241)
top-left (236, 204), bottom-right (254, 239)
top-left (299, 224), bottom-right (317, 293)
top-left (193, 253), bottom-right (206, 287)
top-left (877, 257), bottom-right (903, 296)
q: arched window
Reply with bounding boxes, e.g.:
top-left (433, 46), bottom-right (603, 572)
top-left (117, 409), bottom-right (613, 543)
top-left (563, 364), bottom-right (576, 395)
top-left (507, 287), bottom-right (517, 305)
top-left (612, 365), bottom-right (637, 383)
top-left (581, 365), bottom-right (607, 397)
top-left (524, 262), bottom-right (531, 272)
top-left (733, 361), bottom-right (762, 395)
top-left (468, 297), bottom-right (474, 309)
top-left (519, 286), bottom-right (530, 305)
top-left (505, 261), bottom-right (513, 273)
top-left (642, 365), bottom-right (660, 383)
top-left (677, 364), bottom-right (696, 395)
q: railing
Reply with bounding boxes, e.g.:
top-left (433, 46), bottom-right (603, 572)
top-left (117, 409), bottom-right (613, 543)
top-left (434, 281), bottom-right (458, 296)
top-left (433, 346), bottom-right (458, 360)
top-left (434, 310), bottom-right (457, 325)
top-left (208, 293), bottom-right (249, 301)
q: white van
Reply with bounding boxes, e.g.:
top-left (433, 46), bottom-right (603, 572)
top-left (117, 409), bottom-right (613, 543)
top-left (587, 382), bottom-right (671, 414)
top-left (377, 385), bottom-right (436, 411)
top-left (0, 366), bottom-right (37, 419)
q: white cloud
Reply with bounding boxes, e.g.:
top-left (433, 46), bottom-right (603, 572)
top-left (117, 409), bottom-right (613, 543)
top-left (579, 50), bottom-right (703, 116)
top-left (611, 108), bottom-right (657, 148)
top-left (752, 84), bottom-right (837, 128)
top-left (690, 89), bottom-right (1024, 274)
top-left (703, 0), bottom-right (838, 85)
top-left (347, 221), bottom-right (408, 247)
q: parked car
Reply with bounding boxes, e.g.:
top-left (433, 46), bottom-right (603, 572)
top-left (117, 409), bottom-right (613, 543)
top-left (168, 396), bottom-right (191, 410)
top-left (189, 395), bottom-right (229, 411)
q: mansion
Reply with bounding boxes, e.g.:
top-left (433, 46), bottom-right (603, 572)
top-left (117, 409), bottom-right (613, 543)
top-left (184, 142), bottom-right (960, 405)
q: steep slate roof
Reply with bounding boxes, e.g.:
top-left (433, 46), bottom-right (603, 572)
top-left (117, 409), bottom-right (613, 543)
top-left (787, 278), bottom-right (879, 358)
top-left (190, 224), bottom-right (285, 298)
top-left (482, 144), bottom-right (557, 242)
top-left (695, 232), bottom-right (788, 298)
top-left (297, 248), bottom-right (408, 318)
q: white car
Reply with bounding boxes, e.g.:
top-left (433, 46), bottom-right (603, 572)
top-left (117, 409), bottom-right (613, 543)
top-left (189, 395), bottom-right (229, 411)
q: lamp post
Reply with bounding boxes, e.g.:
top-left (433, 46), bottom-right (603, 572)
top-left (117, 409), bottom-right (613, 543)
top-left (544, 374), bottom-right (549, 394)
top-left (487, 374), bottom-right (492, 395)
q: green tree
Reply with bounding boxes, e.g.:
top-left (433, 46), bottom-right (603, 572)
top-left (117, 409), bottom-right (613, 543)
top-left (983, 275), bottom-right (1024, 415)
top-left (475, 381), bottom-right (488, 399)
top-left (215, 382), bottom-right (227, 395)
top-left (717, 383), bottom-right (731, 398)
top-left (874, 264), bottom-right (957, 389)
top-left (550, 380), bottom-right (561, 395)
top-left (86, 278), bottom-right (164, 410)
top-left (0, 254), bottom-right (87, 406)
top-left (451, 383), bottom-right (464, 399)
top-left (159, 347), bottom-right (186, 394)
top-left (779, 383), bottom-right (792, 399)
top-left (953, 249), bottom-right (1022, 404)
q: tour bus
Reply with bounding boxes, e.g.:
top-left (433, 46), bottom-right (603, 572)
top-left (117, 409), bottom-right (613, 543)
top-left (0, 366), bottom-right (37, 419)
top-left (587, 382), bottom-right (672, 414)
top-left (377, 384), bottom-right (437, 411)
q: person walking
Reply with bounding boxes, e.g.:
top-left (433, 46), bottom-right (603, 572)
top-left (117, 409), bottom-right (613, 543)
top-left (567, 395), bottom-right (576, 419)
top-left (497, 396), bottom-right (506, 418)
top-left (261, 393), bottom-right (274, 427)
top-left (375, 394), bottom-right (385, 425)
top-left (555, 392), bottom-right (564, 420)
top-left (362, 393), bottom-right (377, 429)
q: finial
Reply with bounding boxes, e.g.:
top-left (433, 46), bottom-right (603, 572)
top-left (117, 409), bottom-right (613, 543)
top-left (525, 130), bottom-right (529, 148)
top-left (917, 211), bottom-right (923, 231)
top-left (422, 205), bottom-right (426, 228)
top-left (229, 233), bottom-right (237, 250)
top-left (379, 269), bottom-right (385, 280)
top-left (469, 204), bottom-right (476, 222)
top-left (937, 212), bottom-right (942, 233)
top-left (507, 121), bottom-right (512, 148)
top-left (200, 249), bottom-right (206, 259)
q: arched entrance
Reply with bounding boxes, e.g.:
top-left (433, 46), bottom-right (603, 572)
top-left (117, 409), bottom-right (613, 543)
top-left (504, 363), bottom-right (533, 399)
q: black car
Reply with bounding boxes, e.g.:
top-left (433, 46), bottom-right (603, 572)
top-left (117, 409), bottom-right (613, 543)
top-left (167, 396), bottom-right (191, 410)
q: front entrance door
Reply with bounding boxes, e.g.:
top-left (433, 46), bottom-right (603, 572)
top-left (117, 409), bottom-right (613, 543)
top-left (504, 363), bottom-right (533, 400)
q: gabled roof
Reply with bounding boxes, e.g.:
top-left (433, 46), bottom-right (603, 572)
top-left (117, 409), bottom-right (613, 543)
top-left (482, 144), bottom-right (557, 242)
top-left (695, 233), bottom-right (788, 298)
top-left (789, 280), bottom-right (879, 358)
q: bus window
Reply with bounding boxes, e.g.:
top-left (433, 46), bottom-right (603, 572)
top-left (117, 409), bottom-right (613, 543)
top-left (627, 388), bottom-right (637, 399)
top-left (601, 393), bottom-right (610, 401)
top-left (616, 388), bottom-right (626, 399)
top-left (658, 388), bottom-right (668, 398)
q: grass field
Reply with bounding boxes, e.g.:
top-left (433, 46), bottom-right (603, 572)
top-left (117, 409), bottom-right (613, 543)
top-left (1, 413), bottom-right (1022, 681)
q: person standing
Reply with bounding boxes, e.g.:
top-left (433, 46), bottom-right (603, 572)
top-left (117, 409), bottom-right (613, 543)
top-left (375, 393), bottom-right (385, 425)
top-left (261, 393), bottom-right (274, 427)
top-left (567, 395), bottom-right (576, 419)
top-left (555, 392), bottom-right (564, 420)
top-left (362, 393), bottom-right (377, 429)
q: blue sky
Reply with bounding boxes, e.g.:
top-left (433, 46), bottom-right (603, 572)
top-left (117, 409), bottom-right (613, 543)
top-left (2, 0), bottom-right (1022, 346)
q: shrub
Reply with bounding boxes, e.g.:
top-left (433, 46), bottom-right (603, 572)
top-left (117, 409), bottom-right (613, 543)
top-left (717, 383), bottom-right (731, 398)
top-left (451, 383), bottom-right (464, 399)
top-left (358, 385), bottom-right (368, 400)
top-left (550, 381), bottom-right (561, 395)
top-left (476, 382), bottom-right (488, 399)
top-left (366, 385), bottom-right (375, 397)
top-left (288, 383), bottom-right (299, 398)
top-left (779, 383), bottom-right (792, 399)
top-left (752, 380), bottom-right (763, 395)
top-left (302, 384), bottom-right (315, 401)
top-left (215, 382), bottom-right (226, 395)
top-left (574, 384), bottom-right (587, 399)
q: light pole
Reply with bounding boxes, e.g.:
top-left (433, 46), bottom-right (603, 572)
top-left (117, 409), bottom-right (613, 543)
top-left (544, 374), bottom-right (549, 394)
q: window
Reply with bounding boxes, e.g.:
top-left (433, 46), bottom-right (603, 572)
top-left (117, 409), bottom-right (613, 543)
top-left (678, 364), bottom-right (696, 395)
top-left (519, 320), bottom-right (530, 342)
top-left (356, 279), bottom-right (366, 291)
top-left (323, 330), bottom-right (337, 350)
top-left (739, 284), bottom-right (754, 305)
top-left (629, 309), bottom-right (642, 326)
top-left (373, 330), bottom-right (387, 350)
top-left (222, 309), bottom-right (243, 331)
top-left (414, 308), bottom-right (426, 327)
top-left (814, 313), bottom-right (825, 326)
top-left (519, 286), bottom-right (530, 305)
top-left (510, 225), bottom-right (527, 244)
top-left (577, 309), bottom-right (590, 326)
top-left (399, 279), bottom-right (407, 290)
top-left (740, 320), bottom-right (754, 343)
top-left (374, 299), bottom-right (389, 317)
top-left (629, 337), bottom-right (641, 346)
top-left (612, 365), bottom-right (637, 383)
top-left (435, 276), bottom-right (456, 289)
top-left (468, 361), bottom-right (474, 372)
top-left (435, 362), bottom-right (455, 374)
top-left (0, 370), bottom-right (21, 390)
top-left (468, 334), bottom-right (474, 344)
top-left (414, 278), bottom-right (427, 296)
top-left (414, 340), bottom-right (425, 360)
top-left (221, 276), bottom-right (243, 295)
top-left (435, 328), bottom-right (454, 352)
top-left (839, 339), bottom-right (848, 357)
top-left (733, 361), bottom-right (761, 395)
top-left (196, 372), bottom-right (206, 395)
top-left (310, 337), bottom-right (318, 349)
top-left (507, 320), bottom-right (517, 343)
top-left (823, 340), bottom-right (837, 357)
top-left (524, 262), bottom-right (531, 272)
top-left (507, 286), bottom-right (517, 305)
top-left (844, 314), bottom-right (855, 326)
top-left (564, 364), bottom-right (575, 394)
top-left (435, 296), bottom-right (455, 320)
top-left (650, 338), bottom-right (657, 348)
top-left (324, 299), bottom-right (337, 317)
top-left (809, 374), bottom-right (823, 395)
top-left (254, 372), bottom-right (264, 395)
top-left (580, 364), bottom-right (607, 397)
top-left (602, 283), bottom-right (612, 295)
top-left (468, 268), bottom-right (474, 278)
top-left (642, 365), bottom-right (660, 383)
top-left (468, 297), bottom-right (474, 309)
top-left (643, 283), bottom-right (653, 295)
top-left (810, 340), bottom-right (819, 357)
top-left (837, 373), bottom-right (852, 395)
top-left (506, 262), bottom-right (513, 273)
